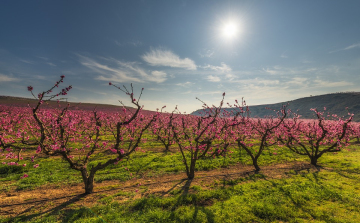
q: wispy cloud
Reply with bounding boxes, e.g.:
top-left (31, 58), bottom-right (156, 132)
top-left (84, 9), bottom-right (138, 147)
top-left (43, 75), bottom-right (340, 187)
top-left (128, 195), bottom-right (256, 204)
top-left (329, 43), bottom-right (360, 53)
top-left (37, 56), bottom-right (49, 61)
top-left (19, 59), bottom-right (34, 64)
top-left (47, 62), bottom-right (56, 67)
top-left (313, 79), bottom-right (353, 87)
top-left (262, 66), bottom-right (289, 75)
top-left (286, 77), bottom-right (308, 86)
top-left (206, 75), bottom-right (221, 82)
top-left (78, 54), bottom-right (167, 83)
top-left (199, 49), bottom-right (215, 58)
top-left (232, 78), bottom-right (280, 86)
top-left (344, 43), bottom-right (360, 50)
top-left (115, 40), bottom-right (143, 47)
top-left (0, 74), bottom-right (18, 82)
top-left (280, 52), bottom-right (288, 58)
top-left (176, 81), bottom-right (194, 88)
top-left (147, 88), bottom-right (165, 91)
top-left (149, 71), bottom-right (167, 83)
top-left (142, 48), bottom-right (197, 70)
top-left (201, 62), bottom-right (232, 73)
top-left (262, 66), bottom-right (318, 76)
top-left (302, 59), bottom-right (313, 64)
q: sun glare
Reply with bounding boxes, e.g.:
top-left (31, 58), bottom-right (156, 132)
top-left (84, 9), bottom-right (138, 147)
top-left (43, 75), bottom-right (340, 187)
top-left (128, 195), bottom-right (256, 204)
top-left (222, 22), bottom-right (238, 39)
top-left (223, 23), bottom-right (237, 38)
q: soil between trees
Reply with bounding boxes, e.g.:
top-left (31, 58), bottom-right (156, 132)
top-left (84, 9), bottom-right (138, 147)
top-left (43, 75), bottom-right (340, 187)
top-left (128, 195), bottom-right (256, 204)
top-left (0, 161), bottom-right (318, 218)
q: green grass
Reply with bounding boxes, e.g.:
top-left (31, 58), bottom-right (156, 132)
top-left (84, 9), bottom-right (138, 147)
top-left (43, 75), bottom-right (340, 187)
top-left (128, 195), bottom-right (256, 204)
top-left (5, 148), bottom-right (360, 222)
top-left (0, 142), bottom-right (309, 191)
top-left (1, 139), bottom-right (356, 193)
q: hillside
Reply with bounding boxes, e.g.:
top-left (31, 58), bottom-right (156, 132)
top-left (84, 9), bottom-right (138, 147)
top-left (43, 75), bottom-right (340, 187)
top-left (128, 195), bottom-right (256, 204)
top-left (0, 95), bottom-right (156, 115)
top-left (192, 92), bottom-right (360, 122)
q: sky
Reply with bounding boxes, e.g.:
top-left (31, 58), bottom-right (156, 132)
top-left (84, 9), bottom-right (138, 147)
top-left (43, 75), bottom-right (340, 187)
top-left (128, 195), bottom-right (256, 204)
top-left (0, 0), bottom-right (360, 113)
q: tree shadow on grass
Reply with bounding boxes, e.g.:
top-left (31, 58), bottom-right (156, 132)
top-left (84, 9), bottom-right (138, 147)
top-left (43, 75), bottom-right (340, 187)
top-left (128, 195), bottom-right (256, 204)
top-left (168, 179), bottom-right (215, 223)
top-left (7, 193), bottom-right (88, 222)
top-left (160, 178), bottom-right (188, 197)
top-left (4, 162), bottom-right (322, 222)
top-left (133, 152), bottom-right (167, 177)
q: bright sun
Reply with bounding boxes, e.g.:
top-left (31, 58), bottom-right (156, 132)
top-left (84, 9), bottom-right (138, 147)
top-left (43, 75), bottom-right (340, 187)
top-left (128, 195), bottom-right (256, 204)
top-left (222, 22), bottom-right (238, 39)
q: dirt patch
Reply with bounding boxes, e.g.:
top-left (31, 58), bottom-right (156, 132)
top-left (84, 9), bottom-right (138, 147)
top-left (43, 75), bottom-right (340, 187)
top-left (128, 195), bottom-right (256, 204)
top-left (0, 161), bottom-right (318, 219)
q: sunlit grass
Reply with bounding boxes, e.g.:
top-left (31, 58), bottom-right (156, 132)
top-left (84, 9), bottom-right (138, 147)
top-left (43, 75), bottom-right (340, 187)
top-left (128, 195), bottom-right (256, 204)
top-left (5, 148), bottom-right (360, 222)
top-left (2, 140), bottom-right (356, 192)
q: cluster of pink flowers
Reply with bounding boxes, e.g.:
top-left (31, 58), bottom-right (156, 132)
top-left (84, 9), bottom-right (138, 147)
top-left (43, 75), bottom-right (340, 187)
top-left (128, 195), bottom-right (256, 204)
top-left (20, 173), bottom-right (28, 179)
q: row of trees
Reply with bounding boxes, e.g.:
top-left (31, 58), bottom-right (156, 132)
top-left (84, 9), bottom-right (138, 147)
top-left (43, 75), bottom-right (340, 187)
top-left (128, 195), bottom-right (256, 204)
top-left (0, 76), bottom-right (355, 194)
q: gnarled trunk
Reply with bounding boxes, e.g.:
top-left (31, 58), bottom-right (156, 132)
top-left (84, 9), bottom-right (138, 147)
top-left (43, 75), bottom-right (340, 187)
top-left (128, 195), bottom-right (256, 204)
top-left (310, 156), bottom-right (318, 166)
top-left (164, 144), bottom-right (170, 152)
top-left (253, 158), bottom-right (260, 172)
top-left (81, 169), bottom-right (95, 194)
top-left (187, 159), bottom-right (196, 180)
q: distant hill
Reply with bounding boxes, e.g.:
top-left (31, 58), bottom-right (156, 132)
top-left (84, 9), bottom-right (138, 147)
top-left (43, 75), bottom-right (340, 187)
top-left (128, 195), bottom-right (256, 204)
top-left (191, 92), bottom-right (360, 122)
top-left (0, 95), bottom-right (156, 115)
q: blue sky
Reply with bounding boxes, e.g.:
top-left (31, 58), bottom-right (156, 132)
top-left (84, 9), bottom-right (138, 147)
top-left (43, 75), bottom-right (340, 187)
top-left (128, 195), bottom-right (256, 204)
top-left (0, 0), bottom-right (360, 113)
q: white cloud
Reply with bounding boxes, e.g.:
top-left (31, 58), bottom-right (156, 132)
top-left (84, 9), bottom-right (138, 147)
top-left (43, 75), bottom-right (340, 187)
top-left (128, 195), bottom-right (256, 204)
top-left (176, 81), bottom-right (194, 88)
top-left (287, 77), bottom-right (308, 86)
top-left (78, 55), bottom-right (141, 83)
top-left (33, 75), bottom-right (47, 80)
top-left (149, 71), bottom-right (167, 83)
top-left (201, 62), bottom-right (232, 73)
top-left (147, 88), bottom-right (165, 91)
top-left (262, 67), bottom-right (284, 75)
top-left (329, 43), bottom-right (360, 53)
top-left (142, 48), bottom-right (197, 70)
top-left (344, 43), bottom-right (360, 50)
top-left (234, 78), bottom-right (280, 86)
top-left (0, 74), bottom-right (18, 82)
top-left (313, 80), bottom-right (353, 87)
top-left (262, 66), bottom-right (318, 76)
top-left (47, 62), bottom-right (56, 67)
top-left (115, 40), bottom-right (143, 47)
top-left (225, 73), bottom-right (236, 80)
top-left (302, 59), bottom-right (313, 64)
top-left (206, 75), bottom-right (221, 82)
top-left (199, 49), bottom-right (215, 58)
top-left (280, 52), bottom-right (288, 58)
top-left (20, 59), bottom-right (34, 64)
top-left (78, 54), bottom-right (167, 83)
top-left (37, 56), bottom-right (49, 61)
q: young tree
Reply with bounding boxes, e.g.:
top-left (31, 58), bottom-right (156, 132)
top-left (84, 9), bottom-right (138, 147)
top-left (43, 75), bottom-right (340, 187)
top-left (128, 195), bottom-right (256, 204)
top-left (171, 93), bottom-right (240, 179)
top-left (151, 110), bottom-right (175, 152)
top-left (278, 108), bottom-right (353, 166)
top-left (0, 106), bottom-right (29, 163)
top-left (234, 105), bottom-right (287, 171)
top-left (347, 122), bottom-right (360, 143)
top-left (27, 77), bottom-right (156, 194)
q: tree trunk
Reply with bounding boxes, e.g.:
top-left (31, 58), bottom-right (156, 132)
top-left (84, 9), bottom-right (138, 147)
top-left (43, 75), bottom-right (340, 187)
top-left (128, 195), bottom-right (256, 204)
top-left (187, 159), bottom-right (196, 180)
top-left (310, 156), bottom-right (318, 166)
top-left (81, 169), bottom-right (95, 194)
top-left (253, 158), bottom-right (260, 172)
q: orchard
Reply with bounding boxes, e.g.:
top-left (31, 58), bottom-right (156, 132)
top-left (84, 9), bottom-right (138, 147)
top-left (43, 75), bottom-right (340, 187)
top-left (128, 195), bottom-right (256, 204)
top-left (0, 77), bottom-right (359, 222)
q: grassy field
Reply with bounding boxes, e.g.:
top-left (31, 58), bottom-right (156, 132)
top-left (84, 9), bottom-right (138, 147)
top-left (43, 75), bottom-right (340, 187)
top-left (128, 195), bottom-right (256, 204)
top-left (1, 142), bottom-right (359, 222)
top-left (0, 140), bottom-right (305, 192)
